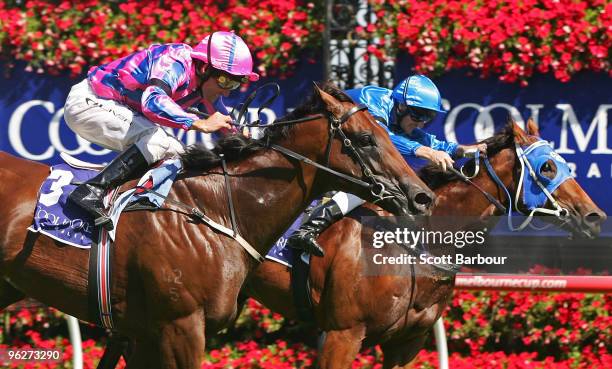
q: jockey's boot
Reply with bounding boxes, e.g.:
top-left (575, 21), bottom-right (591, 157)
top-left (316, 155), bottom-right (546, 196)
top-left (68, 144), bottom-right (149, 231)
top-left (287, 200), bottom-right (343, 257)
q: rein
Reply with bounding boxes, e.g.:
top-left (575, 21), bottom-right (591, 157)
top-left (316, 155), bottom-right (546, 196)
top-left (449, 163), bottom-right (507, 213)
top-left (186, 107), bottom-right (325, 128)
top-left (235, 82), bottom-right (280, 127)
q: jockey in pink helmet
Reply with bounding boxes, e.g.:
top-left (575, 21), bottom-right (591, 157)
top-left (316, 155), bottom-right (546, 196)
top-left (192, 32), bottom-right (259, 83)
top-left (63, 31), bottom-right (258, 230)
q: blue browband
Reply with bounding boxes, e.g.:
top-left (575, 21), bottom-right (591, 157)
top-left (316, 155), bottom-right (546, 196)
top-left (519, 140), bottom-right (573, 210)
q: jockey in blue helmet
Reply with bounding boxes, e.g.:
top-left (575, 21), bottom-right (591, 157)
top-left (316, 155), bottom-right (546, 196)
top-left (287, 75), bottom-right (486, 257)
top-left (347, 74), bottom-right (485, 170)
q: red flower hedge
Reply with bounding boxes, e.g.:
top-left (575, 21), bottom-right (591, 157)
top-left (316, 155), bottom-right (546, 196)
top-left (361, 0), bottom-right (611, 85)
top-left (445, 290), bottom-right (611, 360)
top-left (1, 290), bottom-right (610, 368)
top-left (0, 1), bottom-right (609, 84)
top-left (203, 343), bottom-right (612, 369)
top-left (0, 0), bottom-right (323, 78)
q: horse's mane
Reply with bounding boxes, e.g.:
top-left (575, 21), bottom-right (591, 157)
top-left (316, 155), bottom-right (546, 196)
top-left (418, 123), bottom-right (515, 189)
top-left (181, 81), bottom-right (353, 171)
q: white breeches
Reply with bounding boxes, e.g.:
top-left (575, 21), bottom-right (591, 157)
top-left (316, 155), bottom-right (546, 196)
top-left (63, 79), bottom-right (185, 164)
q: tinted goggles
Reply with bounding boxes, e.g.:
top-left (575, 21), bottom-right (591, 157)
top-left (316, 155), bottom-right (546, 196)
top-left (214, 72), bottom-right (248, 90)
top-left (397, 104), bottom-right (437, 123)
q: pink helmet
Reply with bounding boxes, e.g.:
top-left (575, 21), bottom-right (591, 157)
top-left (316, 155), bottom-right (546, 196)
top-left (192, 31), bottom-right (259, 81)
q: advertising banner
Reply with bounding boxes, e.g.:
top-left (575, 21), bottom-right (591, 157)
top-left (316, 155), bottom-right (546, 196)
top-left (0, 63), bottom-right (610, 215)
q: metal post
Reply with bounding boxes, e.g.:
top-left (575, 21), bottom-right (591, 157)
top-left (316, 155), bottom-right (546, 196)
top-left (66, 315), bottom-right (83, 369)
top-left (323, 0), bottom-right (395, 89)
top-left (434, 318), bottom-right (450, 369)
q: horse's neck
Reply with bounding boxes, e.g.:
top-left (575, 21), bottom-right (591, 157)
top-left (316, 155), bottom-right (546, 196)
top-left (231, 152), bottom-right (320, 248)
top-left (433, 149), bottom-right (516, 219)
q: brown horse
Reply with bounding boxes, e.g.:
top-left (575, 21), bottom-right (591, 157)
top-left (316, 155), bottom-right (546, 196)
top-left (0, 84), bottom-right (435, 369)
top-left (244, 119), bottom-right (606, 369)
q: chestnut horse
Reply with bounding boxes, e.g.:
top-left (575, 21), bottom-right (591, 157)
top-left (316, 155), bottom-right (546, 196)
top-left (0, 84), bottom-right (435, 369)
top-left (244, 120), bottom-right (606, 368)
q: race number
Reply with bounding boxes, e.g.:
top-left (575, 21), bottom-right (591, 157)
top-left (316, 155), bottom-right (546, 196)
top-left (39, 169), bottom-right (74, 206)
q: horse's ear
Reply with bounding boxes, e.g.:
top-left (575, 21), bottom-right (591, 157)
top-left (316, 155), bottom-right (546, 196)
top-left (312, 82), bottom-right (322, 96)
top-left (317, 87), bottom-right (344, 116)
top-left (526, 117), bottom-right (540, 137)
top-left (511, 119), bottom-right (530, 145)
top-left (508, 117), bottom-right (529, 145)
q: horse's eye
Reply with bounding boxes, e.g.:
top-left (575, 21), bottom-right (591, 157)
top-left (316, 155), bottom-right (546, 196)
top-left (539, 160), bottom-right (557, 180)
top-left (358, 133), bottom-right (375, 147)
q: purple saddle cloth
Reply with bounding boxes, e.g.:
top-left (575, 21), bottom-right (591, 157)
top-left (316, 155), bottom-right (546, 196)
top-left (29, 160), bottom-right (181, 248)
top-left (29, 164), bottom-right (98, 248)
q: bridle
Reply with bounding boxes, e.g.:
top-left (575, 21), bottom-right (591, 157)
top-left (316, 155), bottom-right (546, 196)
top-left (267, 105), bottom-right (394, 202)
top-left (458, 140), bottom-right (571, 231)
top-left (188, 97), bottom-right (399, 203)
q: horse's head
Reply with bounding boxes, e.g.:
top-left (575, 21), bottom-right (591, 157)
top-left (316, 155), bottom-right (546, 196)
top-left (511, 119), bottom-right (606, 238)
top-left (284, 83), bottom-right (435, 216)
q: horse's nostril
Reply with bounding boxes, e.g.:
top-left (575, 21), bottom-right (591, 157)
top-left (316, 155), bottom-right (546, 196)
top-left (413, 191), bottom-right (434, 208)
top-left (585, 212), bottom-right (604, 224)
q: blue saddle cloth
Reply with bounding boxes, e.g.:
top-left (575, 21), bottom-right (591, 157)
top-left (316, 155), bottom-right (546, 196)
top-left (29, 160), bottom-right (182, 248)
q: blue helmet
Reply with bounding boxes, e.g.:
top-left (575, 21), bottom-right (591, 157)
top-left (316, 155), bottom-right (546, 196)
top-left (391, 75), bottom-right (445, 113)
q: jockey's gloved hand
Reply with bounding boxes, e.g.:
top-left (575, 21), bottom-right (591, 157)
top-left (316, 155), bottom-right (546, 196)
top-left (457, 143), bottom-right (487, 158)
top-left (191, 112), bottom-right (233, 133)
top-left (416, 146), bottom-right (454, 172)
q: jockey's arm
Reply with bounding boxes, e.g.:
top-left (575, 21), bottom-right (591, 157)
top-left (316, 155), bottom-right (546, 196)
top-left (410, 127), bottom-right (487, 158)
top-left (404, 128), bottom-right (457, 171)
top-left (141, 54), bottom-right (200, 131)
top-left (413, 128), bottom-right (459, 157)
